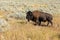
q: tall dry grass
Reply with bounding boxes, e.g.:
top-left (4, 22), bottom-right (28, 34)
top-left (0, 14), bottom-right (60, 40)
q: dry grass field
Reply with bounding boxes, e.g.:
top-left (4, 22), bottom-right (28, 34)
top-left (0, 0), bottom-right (60, 40)
top-left (0, 14), bottom-right (60, 40)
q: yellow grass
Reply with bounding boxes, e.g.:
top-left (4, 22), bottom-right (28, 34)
top-left (0, 11), bottom-right (60, 40)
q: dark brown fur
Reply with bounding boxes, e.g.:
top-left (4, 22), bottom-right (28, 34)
top-left (26, 10), bottom-right (53, 26)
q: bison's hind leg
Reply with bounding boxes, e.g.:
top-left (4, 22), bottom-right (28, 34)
top-left (47, 20), bottom-right (53, 26)
top-left (50, 21), bottom-right (53, 26)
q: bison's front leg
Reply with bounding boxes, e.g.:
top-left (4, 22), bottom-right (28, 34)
top-left (36, 19), bottom-right (39, 25)
top-left (36, 18), bottom-right (41, 26)
top-left (38, 21), bottom-right (41, 26)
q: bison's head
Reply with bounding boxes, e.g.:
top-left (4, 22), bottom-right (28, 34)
top-left (26, 11), bottom-right (34, 22)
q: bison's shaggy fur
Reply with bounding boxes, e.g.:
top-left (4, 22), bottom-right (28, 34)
top-left (26, 10), bottom-right (53, 26)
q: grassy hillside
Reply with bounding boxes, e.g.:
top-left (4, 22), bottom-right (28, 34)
top-left (0, 0), bottom-right (60, 40)
top-left (0, 15), bottom-right (60, 40)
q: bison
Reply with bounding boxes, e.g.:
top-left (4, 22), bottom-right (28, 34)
top-left (26, 11), bottom-right (36, 22)
top-left (26, 10), bottom-right (53, 26)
